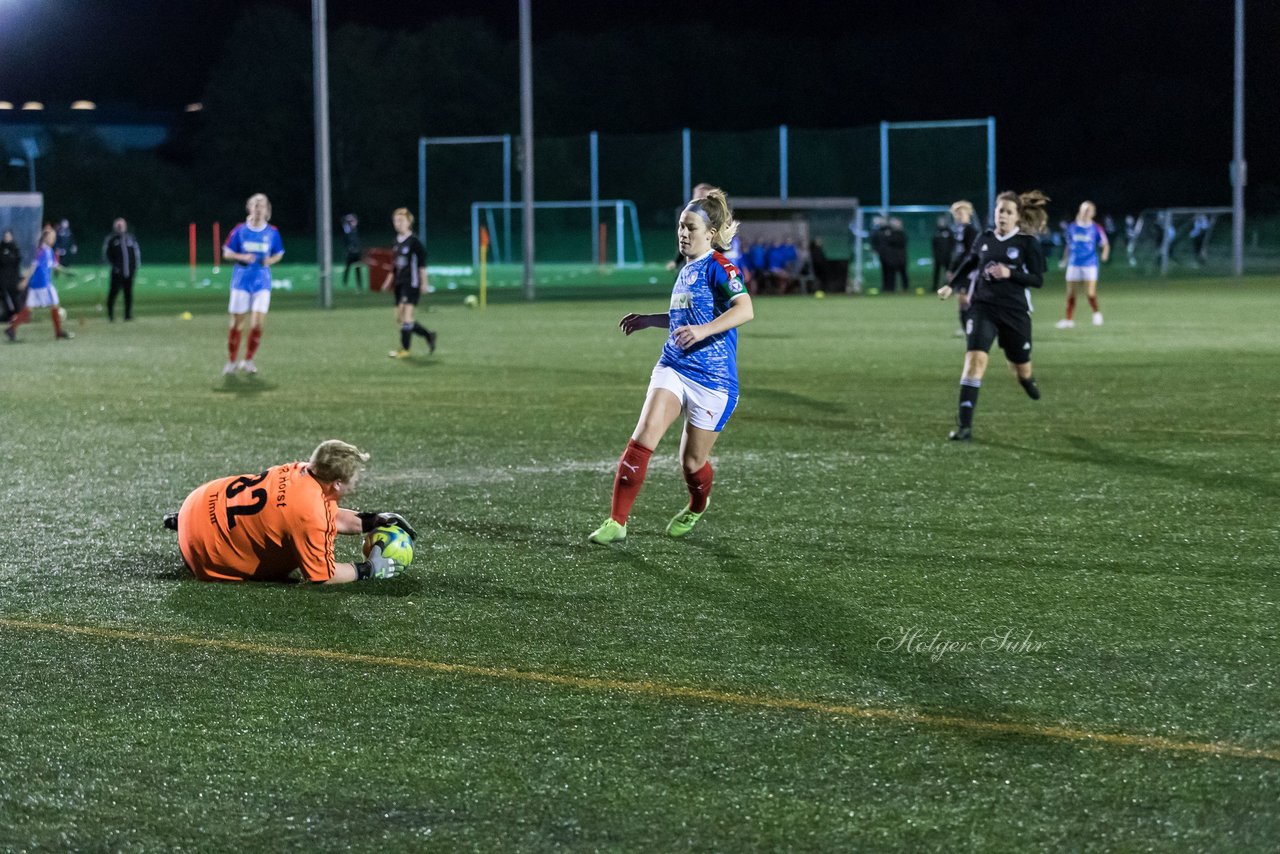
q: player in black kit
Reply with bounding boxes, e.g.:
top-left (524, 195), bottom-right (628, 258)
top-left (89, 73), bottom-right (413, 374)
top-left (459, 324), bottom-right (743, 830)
top-left (937, 190), bottom-right (1049, 441)
top-left (382, 207), bottom-right (437, 358)
top-left (941, 200), bottom-right (981, 336)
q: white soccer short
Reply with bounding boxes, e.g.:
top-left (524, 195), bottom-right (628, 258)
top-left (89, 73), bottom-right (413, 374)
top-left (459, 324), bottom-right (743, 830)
top-left (228, 287), bottom-right (271, 315)
top-left (1065, 264), bottom-right (1099, 282)
top-left (26, 285), bottom-right (59, 308)
top-left (647, 364), bottom-right (739, 432)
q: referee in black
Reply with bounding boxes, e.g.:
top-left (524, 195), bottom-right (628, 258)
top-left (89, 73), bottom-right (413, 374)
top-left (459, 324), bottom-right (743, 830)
top-left (938, 190), bottom-right (1049, 441)
top-left (102, 217), bottom-right (141, 322)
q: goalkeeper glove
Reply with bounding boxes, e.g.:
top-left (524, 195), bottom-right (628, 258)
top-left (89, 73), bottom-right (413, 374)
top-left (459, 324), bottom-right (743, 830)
top-left (354, 545), bottom-right (403, 581)
top-left (357, 511), bottom-right (417, 541)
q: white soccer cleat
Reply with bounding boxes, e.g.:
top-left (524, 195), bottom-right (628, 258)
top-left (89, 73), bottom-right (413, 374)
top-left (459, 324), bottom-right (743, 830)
top-left (222, 361), bottom-right (236, 375)
top-left (238, 359), bottom-right (257, 374)
top-left (1055, 319), bottom-right (1074, 329)
top-left (1092, 312), bottom-right (1104, 326)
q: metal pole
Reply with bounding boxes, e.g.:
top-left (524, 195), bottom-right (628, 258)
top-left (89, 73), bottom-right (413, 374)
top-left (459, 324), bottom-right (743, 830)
top-left (27, 160), bottom-right (35, 192)
top-left (590, 131), bottom-right (599, 266)
top-left (879, 120), bottom-right (889, 216)
top-left (986, 116), bottom-right (997, 225)
top-left (519, 0), bottom-right (535, 299)
top-left (312, 0), bottom-right (333, 308)
top-left (418, 137), bottom-right (427, 248)
top-left (615, 201), bottom-right (624, 266)
top-left (779, 124), bottom-right (788, 201)
top-left (502, 134), bottom-right (512, 264)
top-left (1232, 0), bottom-right (1246, 276)
top-left (681, 128), bottom-right (691, 202)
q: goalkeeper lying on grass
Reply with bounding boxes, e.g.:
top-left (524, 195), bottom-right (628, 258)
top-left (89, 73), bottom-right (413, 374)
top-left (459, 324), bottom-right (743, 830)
top-left (162, 439), bottom-right (415, 584)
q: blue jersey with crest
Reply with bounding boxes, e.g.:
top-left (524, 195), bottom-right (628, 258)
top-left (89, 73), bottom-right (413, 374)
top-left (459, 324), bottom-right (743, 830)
top-left (658, 250), bottom-right (747, 395)
top-left (225, 222), bottom-right (284, 293)
top-left (1065, 221), bottom-right (1107, 267)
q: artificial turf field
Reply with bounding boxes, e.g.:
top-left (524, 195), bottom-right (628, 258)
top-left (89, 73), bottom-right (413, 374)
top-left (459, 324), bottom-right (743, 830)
top-left (1, 265), bottom-right (1277, 851)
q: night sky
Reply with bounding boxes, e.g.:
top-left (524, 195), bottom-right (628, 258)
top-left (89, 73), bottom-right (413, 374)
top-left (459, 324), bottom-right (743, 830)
top-left (1, 0), bottom-right (1275, 205)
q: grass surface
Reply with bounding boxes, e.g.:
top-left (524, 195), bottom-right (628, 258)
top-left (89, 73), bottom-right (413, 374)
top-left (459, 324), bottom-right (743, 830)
top-left (1, 269), bottom-right (1278, 851)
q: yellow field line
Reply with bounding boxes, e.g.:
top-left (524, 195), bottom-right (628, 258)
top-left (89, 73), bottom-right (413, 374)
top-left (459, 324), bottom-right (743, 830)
top-left (3, 616), bottom-right (1277, 762)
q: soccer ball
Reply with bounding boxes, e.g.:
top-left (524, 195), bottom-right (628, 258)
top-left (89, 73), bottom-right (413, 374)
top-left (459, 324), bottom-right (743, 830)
top-left (363, 525), bottom-right (414, 567)
top-left (463, 294), bottom-right (479, 308)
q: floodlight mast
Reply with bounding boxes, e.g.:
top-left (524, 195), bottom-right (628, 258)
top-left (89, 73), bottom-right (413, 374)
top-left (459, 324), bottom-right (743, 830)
top-left (313, 0), bottom-right (334, 308)
top-left (1231, 0), bottom-right (1245, 277)
top-left (519, 0), bottom-right (535, 300)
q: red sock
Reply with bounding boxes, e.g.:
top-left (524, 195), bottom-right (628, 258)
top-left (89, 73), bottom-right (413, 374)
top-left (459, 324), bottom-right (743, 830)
top-left (7, 306), bottom-right (29, 332)
top-left (1065, 295), bottom-right (1076, 320)
top-left (228, 328), bottom-right (242, 361)
top-left (50, 307), bottom-right (62, 337)
top-left (684, 461), bottom-right (713, 513)
top-left (245, 327), bottom-right (263, 359)
top-left (1087, 295), bottom-right (1099, 313)
top-left (609, 439), bottom-right (653, 525)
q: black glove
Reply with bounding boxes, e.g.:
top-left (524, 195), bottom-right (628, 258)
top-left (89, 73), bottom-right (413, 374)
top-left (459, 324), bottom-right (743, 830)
top-left (354, 545), bottom-right (403, 581)
top-left (357, 511), bottom-right (417, 541)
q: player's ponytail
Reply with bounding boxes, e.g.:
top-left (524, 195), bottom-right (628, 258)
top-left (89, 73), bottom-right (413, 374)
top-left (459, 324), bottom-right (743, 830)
top-left (1018, 190), bottom-right (1050, 234)
top-left (997, 189), bottom-right (1050, 235)
top-left (686, 187), bottom-right (739, 251)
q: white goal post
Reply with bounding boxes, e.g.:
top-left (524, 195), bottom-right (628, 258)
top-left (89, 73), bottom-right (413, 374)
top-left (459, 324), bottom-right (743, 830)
top-left (470, 199), bottom-right (645, 268)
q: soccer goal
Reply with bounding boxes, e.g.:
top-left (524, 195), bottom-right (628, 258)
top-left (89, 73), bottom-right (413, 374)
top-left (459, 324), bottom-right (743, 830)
top-left (1130, 207), bottom-right (1233, 274)
top-left (0, 192), bottom-right (44, 257)
top-left (470, 200), bottom-right (645, 268)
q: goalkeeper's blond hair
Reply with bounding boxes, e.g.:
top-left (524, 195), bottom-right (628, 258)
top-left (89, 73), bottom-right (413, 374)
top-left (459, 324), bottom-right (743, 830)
top-left (308, 440), bottom-right (369, 484)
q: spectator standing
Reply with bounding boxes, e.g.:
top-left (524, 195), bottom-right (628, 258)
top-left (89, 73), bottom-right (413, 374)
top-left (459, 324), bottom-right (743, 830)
top-left (870, 217), bottom-right (908, 293)
top-left (54, 218), bottom-right (77, 268)
top-left (931, 215), bottom-right (954, 291)
top-left (1, 229), bottom-right (26, 340)
top-left (102, 218), bottom-right (141, 322)
top-left (341, 213), bottom-right (364, 289)
top-left (1189, 214), bottom-right (1211, 265)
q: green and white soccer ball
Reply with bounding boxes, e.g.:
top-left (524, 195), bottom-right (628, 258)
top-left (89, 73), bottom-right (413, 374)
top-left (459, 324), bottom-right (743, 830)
top-left (362, 525), bottom-right (414, 567)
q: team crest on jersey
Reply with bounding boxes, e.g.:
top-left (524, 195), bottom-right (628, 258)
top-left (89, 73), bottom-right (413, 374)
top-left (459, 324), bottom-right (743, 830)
top-left (1007, 247), bottom-right (1020, 260)
top-left (728, 277), bottom-right (744, 293)
top-left (980, 243), bottom-right (988, 251)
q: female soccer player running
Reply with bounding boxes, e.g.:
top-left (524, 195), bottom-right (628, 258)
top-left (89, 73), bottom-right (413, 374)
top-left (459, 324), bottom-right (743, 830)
top-left (938, 190), bottom-right (1049, 441)
top-left (589, 188), bottom-right (753, 544)
top-left (382, 208), bottom-right (436, 358)
top-left (23, 226), bottom-right (72, 340)
top-left (1056, 200), bottom-right (1110, 328)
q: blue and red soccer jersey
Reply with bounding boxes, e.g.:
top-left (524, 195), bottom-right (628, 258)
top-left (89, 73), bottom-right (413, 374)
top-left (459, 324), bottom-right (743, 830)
top-left (658, 250), bottom-right (747, 396)
top-left (27, 245), bottom-right (54, 290)
top-left (225, 222), bottom-right (284, 293)
top-left (1065, 221), bottom-right (1108, 267)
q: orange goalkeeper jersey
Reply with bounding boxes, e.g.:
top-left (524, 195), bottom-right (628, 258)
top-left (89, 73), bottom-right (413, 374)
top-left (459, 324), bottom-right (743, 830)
top-left (177, 462), bottom-right (337, 582)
